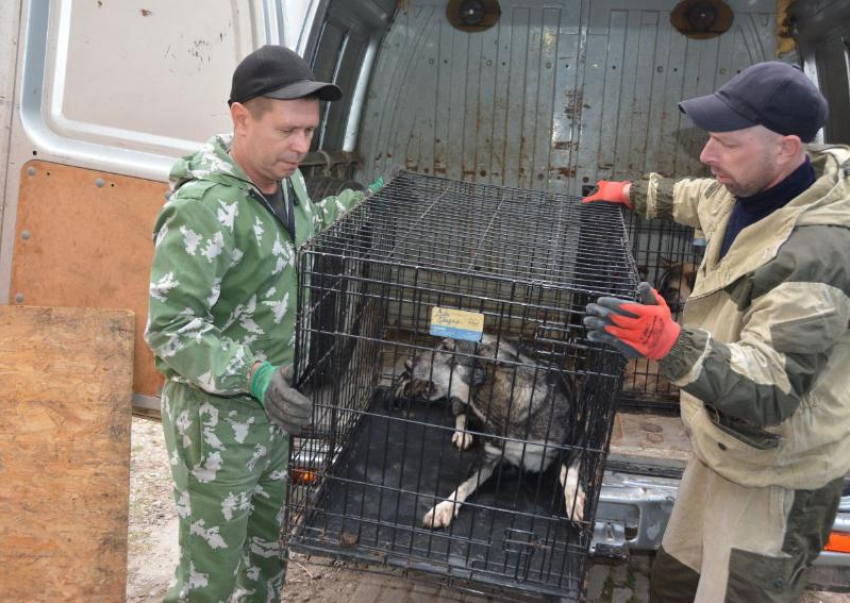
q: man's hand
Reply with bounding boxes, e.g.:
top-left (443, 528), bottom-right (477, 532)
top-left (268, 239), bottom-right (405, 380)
top-left (582, 180), bottom-right (632, 209)
top-left (250, 362), bottom-right (313, 435)
top-left (366, 165), bottom-right (404, 195)
top-left (583, 282), bottom-right (680, 360)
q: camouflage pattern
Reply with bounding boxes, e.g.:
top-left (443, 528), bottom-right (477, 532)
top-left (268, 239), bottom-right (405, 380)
top-left (160, 382), bottom-right (290, 602)
top-left (146, 134), bottom-right (363, 601)
top-left (632, 145), bottom-right (850, 490)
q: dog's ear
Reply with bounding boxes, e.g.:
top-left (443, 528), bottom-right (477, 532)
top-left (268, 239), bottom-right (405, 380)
top-left (660, 256), bottom-right (675, 269)
top-left (404, 358), bottom-right (413, 371)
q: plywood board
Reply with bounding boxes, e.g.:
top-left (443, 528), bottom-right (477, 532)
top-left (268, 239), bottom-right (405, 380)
top-left (10, 160), bottom-right (167, 397)
top-left (0, 305), bottom-right (134, 602)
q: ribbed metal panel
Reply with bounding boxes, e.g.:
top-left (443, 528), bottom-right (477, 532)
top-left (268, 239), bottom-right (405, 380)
top-left (357, 0), bottom-right (777, 193)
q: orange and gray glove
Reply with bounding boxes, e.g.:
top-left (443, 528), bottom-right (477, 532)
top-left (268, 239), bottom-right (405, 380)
top-left (583, 282), bottom-right (680, 360)
top-left (250, 362), bottom-right (313, 435)
top-left (582, 180), bottom-right (632, 209)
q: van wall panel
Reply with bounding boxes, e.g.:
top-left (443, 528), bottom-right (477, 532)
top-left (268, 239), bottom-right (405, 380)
top-left (358, 0), bottom-right (776, 193)
top-left (10, 161), bottom-right (166, 398)
top-left (792, 0), bottom-right (850, 144)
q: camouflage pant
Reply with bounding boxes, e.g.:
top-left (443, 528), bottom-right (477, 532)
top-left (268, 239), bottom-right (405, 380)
top-left (160, 381), bottom-right (290, 602)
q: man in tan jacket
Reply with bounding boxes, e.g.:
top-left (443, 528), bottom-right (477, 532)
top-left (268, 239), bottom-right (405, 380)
top-left (583, 61), bottom-right (850, 602)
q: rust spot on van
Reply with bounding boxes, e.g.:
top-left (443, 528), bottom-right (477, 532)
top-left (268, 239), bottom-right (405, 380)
top-left (565, 90), bottom-right (583, 121)
top-left (553, 141), bottom-right (577, 151)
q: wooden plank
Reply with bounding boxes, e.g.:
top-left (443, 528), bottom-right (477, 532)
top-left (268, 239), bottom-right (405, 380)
top-left (0, 305), bottom-right (134, 602)
top-left (10, 160), bottom-right (167, 397)
top-left (608, 411), bottom-right (691, 468)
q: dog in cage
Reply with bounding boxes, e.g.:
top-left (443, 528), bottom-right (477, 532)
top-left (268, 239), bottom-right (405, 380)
top-left (394, 334), bottom-right (585, 529)
top-left (625, 258), bottom-right (697, 396)
top-left (657, 258), bottom-right (697, 311)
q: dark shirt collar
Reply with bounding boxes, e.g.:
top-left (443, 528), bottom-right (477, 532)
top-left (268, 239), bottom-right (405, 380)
top-left (718, 157), bottom-right (816, 259)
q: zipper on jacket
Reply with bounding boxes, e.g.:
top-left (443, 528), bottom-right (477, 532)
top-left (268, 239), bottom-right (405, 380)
top-left (249, 182), bottom-right (297, 241)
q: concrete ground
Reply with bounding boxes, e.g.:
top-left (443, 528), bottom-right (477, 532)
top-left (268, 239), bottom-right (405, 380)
top-left (279, 551), bottom-right (849, 603)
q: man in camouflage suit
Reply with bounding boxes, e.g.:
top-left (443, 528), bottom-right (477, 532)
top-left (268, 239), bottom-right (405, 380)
top-left (584, 62), bottom-right (850, 602)
top-left (146, 46), bottom-right (368, 601)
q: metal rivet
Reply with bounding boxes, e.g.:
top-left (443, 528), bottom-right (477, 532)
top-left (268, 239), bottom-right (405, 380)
top-left (95, 178), bottom-right (105, 188)
top-left (15, 293), bottom-right (24, 303)
top-left (21, 230), bottom-right (30, 240)
top-left (27, 167), bottom-right (36, 176)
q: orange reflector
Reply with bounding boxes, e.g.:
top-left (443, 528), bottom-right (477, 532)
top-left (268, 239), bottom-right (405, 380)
top-left (825, 531), bottom-right (850, 554)
top-left (291, 468), bottom-right (318, 485)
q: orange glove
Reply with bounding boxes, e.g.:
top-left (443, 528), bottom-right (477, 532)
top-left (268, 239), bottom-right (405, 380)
top-left (584, 283), bottom-right (680, 360)
top-left (582, 180), bottom-right (632, 209)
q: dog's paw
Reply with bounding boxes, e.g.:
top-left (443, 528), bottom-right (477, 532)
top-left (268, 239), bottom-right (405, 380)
top-left (560, 463), bottom-right (586, 521)
top-left (452, 429), bottom-right (473, 451)
top-left (423, 500), bottom-right (457, 529)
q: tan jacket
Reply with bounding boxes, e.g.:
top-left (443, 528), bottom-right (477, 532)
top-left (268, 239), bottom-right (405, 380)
top-left (632, 146), bottom-right (850, 489)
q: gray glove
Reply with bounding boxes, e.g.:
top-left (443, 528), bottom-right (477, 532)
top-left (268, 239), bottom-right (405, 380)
top-left (250, 363), bottom-right (313, 435)
top-left (583, 282), bottom-right (681, 361)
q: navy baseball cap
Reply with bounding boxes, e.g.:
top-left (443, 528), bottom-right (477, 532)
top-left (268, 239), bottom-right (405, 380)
top-left (229, 45), bottom-right (342, 105)
top-left (678, 61), bottom-right (827, 142)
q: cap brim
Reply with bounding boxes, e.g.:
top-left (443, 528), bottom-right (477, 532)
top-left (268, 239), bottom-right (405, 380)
top-left (678, 93), bottom-right (755, 133)
top-left (264, 80), bottom-right (343, 102)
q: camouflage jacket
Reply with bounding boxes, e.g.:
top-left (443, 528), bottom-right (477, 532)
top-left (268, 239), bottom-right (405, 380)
top-left (145, 134), bottom-right (363, 400)
top-left (632, 145), bottom-right (850, 489)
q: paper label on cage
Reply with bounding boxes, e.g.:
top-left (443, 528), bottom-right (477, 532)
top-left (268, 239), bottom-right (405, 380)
top-left (429, 307), bottom-right (484, 342)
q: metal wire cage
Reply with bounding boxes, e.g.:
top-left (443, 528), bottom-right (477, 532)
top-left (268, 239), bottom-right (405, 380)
top-left (618, 214), bottom-right (706, 413)
top-left (286, 172), bottom-right (639, 600)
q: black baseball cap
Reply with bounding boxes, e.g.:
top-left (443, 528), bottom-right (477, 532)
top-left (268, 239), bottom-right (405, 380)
top-left (229, 45), bottom-right (342, 105)
top-left (678, 61), bottom-right (827, 142)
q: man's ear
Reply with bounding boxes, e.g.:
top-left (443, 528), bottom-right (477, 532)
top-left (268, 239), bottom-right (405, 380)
top-left (778, 135), bottom-right (803, 163)
top-left (230, 102), bottom-right (251, 133)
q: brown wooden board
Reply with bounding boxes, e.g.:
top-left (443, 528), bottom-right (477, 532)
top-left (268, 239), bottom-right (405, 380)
top-left (0, 305), bottom-right (134, 601)
top-left (608, 411), bottom-right (692, 468)
top-left (10, 160), bottom-right (168, 398)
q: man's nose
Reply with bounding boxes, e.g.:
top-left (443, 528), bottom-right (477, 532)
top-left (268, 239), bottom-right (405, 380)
top-left (292, 131), bottom-right (312, 154)
top-left (699, 139), bottom-right (716, 165)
